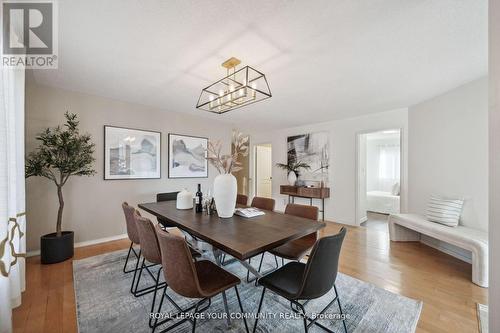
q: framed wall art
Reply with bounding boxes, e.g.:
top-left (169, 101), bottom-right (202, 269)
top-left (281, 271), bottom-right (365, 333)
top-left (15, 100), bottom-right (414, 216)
top-left (168, 133), bottom-right (208, 178)
top-left (104, 126), bottom-right (161, 180)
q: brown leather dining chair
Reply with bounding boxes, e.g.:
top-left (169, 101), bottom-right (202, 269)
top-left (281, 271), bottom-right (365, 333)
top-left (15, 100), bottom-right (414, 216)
top-left (254, 228), bottom-right (348, 333)
top-left (270, 203), bottom-right (319, 267)
top-left (134, 214), bottom-right (169, 328)
top-left (121, 203), bottom-right (142, 286)
top-left (236, 193), bottom-right (248, 206)
top-left (245, 197), bottom-right (278, 282)
top-left (251, 196), bottom-right (275, 211)
top-left (154, 225), bottom-right (249, 333)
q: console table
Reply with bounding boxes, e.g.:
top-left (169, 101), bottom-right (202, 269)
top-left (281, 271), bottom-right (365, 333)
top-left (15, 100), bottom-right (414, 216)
top-left (280, 185), bottom-right (330, 221)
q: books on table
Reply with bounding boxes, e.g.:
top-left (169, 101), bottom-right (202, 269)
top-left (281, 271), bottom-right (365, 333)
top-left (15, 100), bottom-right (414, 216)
top-left (234, 207), bottom-right (265, 218)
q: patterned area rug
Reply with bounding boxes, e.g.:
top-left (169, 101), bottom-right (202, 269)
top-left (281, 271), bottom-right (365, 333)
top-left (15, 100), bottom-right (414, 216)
top-left (74, 249), bottom-right (422, 332)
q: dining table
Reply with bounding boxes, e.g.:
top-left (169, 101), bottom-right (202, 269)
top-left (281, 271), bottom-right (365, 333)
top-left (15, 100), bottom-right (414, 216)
top-left (138, 200), bottom-right (326, 325)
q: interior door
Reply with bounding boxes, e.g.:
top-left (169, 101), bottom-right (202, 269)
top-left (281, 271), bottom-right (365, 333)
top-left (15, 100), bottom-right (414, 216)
top-left (256, 145), bottom-right (272, 198)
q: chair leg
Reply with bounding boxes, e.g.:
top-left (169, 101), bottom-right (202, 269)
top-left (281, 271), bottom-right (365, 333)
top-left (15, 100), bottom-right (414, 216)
top-left (293, 301), bottom-right (308, 333)
top-left (153, 285), bottom-right (200, 333)
top-left (132, 257), bottom-right (145, 295)
top-left (234, 286), bottom-right (249, 333)
top-left (123, 241), bottom-right (133, 273)
top-left (257, 253), bottom-right (265, 272)
top-left (148, 267), bottom-right (163, 328)
top-left (191, 298), bottom-right (210, 333)
top-left (152, 285), bottom-right (166, 333)
top-left (130, 249), bottom-right (142, 293)
top-left (334, 284), bottom-right (348, 333)
top-left (192, 301), bottom-right (200, 333)
top-left (253, 287), bottom-right (266, 333)
top-left (246, 258), bottom-right (252, 282)
top-left (274, 255), bottom-right (279, 267)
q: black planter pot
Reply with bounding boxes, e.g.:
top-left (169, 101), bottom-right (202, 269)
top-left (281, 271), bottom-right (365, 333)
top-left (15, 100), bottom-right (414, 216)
top-left (40, 231), bottom-right (74, 264)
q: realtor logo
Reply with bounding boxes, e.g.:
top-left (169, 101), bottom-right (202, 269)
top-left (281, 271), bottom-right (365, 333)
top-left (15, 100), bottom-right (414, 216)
top-left (2, 1), bottom-right (58, 68)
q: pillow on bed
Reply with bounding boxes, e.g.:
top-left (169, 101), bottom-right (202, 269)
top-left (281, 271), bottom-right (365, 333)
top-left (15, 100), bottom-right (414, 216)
top-left (391, 182), bottom-right (400, 196)
top-left (426, 196), bottom-right (464, 227)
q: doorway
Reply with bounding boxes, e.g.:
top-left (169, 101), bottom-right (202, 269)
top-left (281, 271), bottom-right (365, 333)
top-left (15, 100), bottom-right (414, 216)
top-left (356, 129), bottom-right (402, 232)
top-left (255, 143), bottom-right (272, 198)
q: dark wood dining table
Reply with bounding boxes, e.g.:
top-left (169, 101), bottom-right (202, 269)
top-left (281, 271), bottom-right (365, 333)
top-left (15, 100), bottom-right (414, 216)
top-left (138, 200), bottom-right (325, 325)
top-left (139, 200), bottom-right (325, 263)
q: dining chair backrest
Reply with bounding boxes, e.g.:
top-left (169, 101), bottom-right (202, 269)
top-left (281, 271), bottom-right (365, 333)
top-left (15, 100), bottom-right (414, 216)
top-left (297, 227), bottom-right (346, 300)
top-left (285, 203), bottom-right (319, 245)
top-left (284, 203), bottom-right (318, 220)
top-left (251, 197), bottom-right (275, 211)
top-left (236, 194), bottom-right (248, 206)
top-left (134, 214), bottom-right (162, 264)
top-left (157, 192), bottom-right (179, 202)
top-left (155, 224), bottom-right (202, 298)
top-left (122, 202), bottom-right (141, 244)
top-left (156, 192), bottom-right (179, 227)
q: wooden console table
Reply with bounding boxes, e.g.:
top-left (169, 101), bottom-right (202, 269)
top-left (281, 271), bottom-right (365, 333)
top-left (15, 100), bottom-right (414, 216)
top-left (280, 185), bottom-right (330, 221)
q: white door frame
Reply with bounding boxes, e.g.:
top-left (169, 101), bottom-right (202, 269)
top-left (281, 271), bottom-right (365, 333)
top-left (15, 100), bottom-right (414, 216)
top-left (354, 128), bottom-right (404, 226)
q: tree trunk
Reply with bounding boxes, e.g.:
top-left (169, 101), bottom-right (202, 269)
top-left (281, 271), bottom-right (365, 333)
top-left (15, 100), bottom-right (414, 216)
top-left (56, 185), bottom-right (64, 237)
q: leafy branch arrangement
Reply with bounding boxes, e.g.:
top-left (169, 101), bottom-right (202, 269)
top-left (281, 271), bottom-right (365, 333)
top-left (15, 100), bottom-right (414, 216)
top-left (206, 130), bottom-right (249, 174)
top-left (276, 160), bottom-right (311, 176)
top-left (25, 112), bottom-right (96, 237)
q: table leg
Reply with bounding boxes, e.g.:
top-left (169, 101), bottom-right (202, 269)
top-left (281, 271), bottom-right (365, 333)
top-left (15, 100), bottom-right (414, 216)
top-left (212, 249), bottom-right (231, 327)
top-left (238, 257), bottom-right (263, 280)
top-left (322, 198), bottom-right (325, 221)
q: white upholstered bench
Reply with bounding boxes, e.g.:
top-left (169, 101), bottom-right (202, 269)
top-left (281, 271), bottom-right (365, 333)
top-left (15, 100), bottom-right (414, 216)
top-left (388, 213), bottom-right (488, 287)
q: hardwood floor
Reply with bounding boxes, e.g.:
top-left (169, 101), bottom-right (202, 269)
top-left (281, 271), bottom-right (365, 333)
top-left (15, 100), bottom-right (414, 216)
top-left (13, 223), bottom-right (487, 333)
top-left (360, 211), bottom-right (390, 233)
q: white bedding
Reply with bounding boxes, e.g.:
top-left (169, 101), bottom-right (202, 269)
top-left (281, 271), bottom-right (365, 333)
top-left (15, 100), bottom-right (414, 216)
top-left (367, 190), bottom-right (400, 215)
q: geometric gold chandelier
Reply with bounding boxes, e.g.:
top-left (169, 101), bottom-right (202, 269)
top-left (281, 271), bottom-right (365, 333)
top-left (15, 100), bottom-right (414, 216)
top-left (196, 57), bottom-right (272, 114)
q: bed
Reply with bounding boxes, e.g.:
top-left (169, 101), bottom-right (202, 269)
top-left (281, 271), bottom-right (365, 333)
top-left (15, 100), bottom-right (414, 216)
top-left (366, 190), bottom-right (400, 215)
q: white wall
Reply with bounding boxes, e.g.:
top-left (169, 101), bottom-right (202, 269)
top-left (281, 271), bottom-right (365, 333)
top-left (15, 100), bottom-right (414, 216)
top-left (408, 77), bottom-right (488, 231)
top-left (489, 1), bottom-right (500, 330)
top-left (249, 108), bottom-right (408, 225)
top-left (25, 80), bottom-right (233, 252)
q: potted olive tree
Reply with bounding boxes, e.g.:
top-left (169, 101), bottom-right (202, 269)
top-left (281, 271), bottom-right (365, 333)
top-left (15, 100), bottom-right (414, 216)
top-left (276, 160), bottom-right (310, 186)
top-left (26, 112), bottom-right (96, 264)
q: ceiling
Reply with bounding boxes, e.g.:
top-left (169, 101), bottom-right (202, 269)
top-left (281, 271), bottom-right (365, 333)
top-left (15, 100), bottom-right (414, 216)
top-left (32, 0), bottom-right (488, 130)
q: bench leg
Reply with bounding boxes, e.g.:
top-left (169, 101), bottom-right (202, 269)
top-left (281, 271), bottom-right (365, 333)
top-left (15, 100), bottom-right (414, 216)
top-left (389, 222), bottom-right (421, 241)
top-left (472, 249), bottom-right (489, 288)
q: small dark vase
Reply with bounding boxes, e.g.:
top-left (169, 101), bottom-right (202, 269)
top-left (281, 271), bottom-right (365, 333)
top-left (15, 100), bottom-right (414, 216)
top-left (40, 231), bottom-right (74, 264)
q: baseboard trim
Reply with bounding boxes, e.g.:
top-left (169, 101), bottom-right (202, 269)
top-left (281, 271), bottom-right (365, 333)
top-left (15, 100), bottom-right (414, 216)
top-left (27, 233), bottom-right (128, 257)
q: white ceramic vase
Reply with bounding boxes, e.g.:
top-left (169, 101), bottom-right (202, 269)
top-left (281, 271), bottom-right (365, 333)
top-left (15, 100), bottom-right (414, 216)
top-left (213, 173), bottom-right (237, 218)
top-left (287, 171), bottom-right (297, 186)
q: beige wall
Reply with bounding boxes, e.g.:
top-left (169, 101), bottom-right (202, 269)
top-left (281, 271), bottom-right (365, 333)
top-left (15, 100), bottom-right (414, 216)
top-left (25, 79), bottom-right (233, 252)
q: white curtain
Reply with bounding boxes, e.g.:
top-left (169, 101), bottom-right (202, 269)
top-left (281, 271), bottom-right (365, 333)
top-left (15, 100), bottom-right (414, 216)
top-left (378, 144), bottom-right (400, 191)
top-left (0, 65), bottom-right (26, 333)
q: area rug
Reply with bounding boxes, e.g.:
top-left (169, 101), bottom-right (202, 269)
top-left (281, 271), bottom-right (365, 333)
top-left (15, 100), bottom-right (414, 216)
top-left (74, 249), bottom-right (422, 333)
top-left (477, 303), bottom-right (488, 333)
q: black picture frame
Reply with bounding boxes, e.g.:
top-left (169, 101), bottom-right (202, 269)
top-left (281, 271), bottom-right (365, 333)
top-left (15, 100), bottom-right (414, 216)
top-left (104, 125), bottom-right (162, 180)
top-left (168, 133), bottom-right (208, 179)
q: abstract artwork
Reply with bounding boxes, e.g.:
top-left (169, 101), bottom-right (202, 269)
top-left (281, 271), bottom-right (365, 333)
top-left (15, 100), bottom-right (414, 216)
top-left (287, 132), bottom-right (329, 184)
top-left (104, 126), bottom-right (161, 180)
top-left (168, 134), bottom-right (208, 178)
